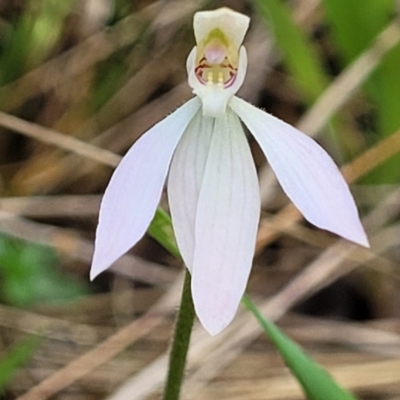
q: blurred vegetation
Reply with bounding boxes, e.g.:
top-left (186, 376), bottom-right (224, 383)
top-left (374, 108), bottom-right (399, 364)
top-left (0, 234), bottom-right (87, 307)
top-left (0, 0), bottom-right (399, 399)
top-left (0, 0), bottom-right (74, 85)
top-left (0, 336), bottom-right (41, 394)
top-left (321, 0), bottom-right (400, 182)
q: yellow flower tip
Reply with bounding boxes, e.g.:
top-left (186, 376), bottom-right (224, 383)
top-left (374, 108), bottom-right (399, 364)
top-left (192, 8), bottom-right (249, 84)
top-left (193, 8), bottom-right (250, 51)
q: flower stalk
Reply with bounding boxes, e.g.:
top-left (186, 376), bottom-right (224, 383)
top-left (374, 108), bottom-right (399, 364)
top-left (163, 270), bottom-right (195, 400)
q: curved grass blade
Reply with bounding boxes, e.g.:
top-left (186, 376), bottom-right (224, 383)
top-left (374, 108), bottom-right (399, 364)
top-left (242, 295), bottom-right (357, 400)
top-left (253, 0), bottom-right (328, 103)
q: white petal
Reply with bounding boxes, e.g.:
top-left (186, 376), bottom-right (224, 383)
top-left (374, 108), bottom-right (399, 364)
top-left (191, 109), bottom-right (260, 335)
top-left (168, 111), bottom-right (214, 271)
top-left (193, 8), bottom-right (250, 50)
top-left (91, 98), bottom-right (201, 280)
top-left (187, 46), bottom-right (248, 118)
top-left (230, 96), bottom-right (369, 247)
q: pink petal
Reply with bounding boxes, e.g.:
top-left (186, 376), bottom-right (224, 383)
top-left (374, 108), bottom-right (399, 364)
top-left (168, 112), bottom-right (214, 270)
top-left (230, 96), bottom-right (369, 247)
top-left (191, 110), bottom-right (260, 335)
top-left (90, 98), bottom-right (201, 280)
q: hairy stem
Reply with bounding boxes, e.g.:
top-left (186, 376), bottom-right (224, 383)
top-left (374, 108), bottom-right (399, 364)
top-left (162, 270), bottom-right (195, 400)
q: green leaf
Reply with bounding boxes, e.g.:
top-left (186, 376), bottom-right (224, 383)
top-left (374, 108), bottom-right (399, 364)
top-left (253, 0), bottom-right (328, 103)
top-left (242, 295), bottom-right (357, 400)
top-left (0, 336), bottom-right (41, 392)
top-left (148, 208), bottom-right (180, 258)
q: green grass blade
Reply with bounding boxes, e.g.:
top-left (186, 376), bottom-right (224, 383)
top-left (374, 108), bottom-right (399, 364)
top-left (242, 295), bottom-right (357, 400)
top-left (321, 0), bottom-right (392, 61)
top-left (253, 0), bottom-right (328, 102)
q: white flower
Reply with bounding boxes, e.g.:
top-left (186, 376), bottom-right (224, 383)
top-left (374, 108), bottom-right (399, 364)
top-left (90, 8), bottom-right (369, 335)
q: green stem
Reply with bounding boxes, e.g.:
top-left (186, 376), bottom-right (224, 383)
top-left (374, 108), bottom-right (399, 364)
top-left (163, 270), bottom-right (195, 400)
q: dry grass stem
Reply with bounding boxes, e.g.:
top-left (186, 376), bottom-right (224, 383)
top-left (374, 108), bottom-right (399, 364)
top-left (0, 111), bottom-right (120, 167)
top-left (298, 20), bottom-right (400, 135)
top-left (0, 211), bottom-right (175, 286)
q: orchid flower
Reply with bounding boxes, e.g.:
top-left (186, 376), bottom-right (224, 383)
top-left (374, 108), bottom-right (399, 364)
top-left (90, 8), bottom-right (368, 335)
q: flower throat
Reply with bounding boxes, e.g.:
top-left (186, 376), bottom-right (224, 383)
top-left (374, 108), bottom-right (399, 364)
top-left (195, 28), bottom-right (238, 88)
